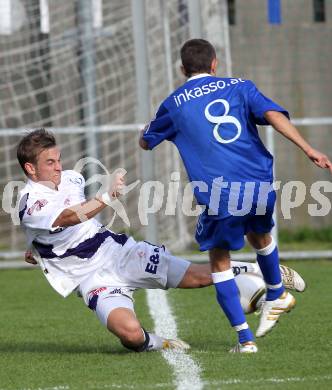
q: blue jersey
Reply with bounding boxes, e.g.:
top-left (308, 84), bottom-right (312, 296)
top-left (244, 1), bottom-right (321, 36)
top-left (143, 74), bottom-right (289, 214)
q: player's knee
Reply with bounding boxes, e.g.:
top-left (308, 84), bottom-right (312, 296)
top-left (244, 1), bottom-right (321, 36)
top-left (247, 232), bottom-right (272, 250)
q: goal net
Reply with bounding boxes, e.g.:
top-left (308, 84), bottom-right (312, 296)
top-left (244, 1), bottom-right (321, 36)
top-left (0, 0), bottom-right (233, 257)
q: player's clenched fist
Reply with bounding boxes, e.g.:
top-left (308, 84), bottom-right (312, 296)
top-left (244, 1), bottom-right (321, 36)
top-left (98, 168), bottom-right (127, 205)
top-left (110, 171), bottom-right (125, 198)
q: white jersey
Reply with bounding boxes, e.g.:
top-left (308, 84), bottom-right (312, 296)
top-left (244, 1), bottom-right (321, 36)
top-left (18, 170), bottom-right (135, 297)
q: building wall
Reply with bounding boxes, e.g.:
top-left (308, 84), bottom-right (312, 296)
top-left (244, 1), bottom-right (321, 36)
top-left (228, 0), bottom-right (332, 228)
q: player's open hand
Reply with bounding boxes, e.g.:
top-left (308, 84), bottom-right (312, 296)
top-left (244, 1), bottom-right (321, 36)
top-left (25, 250), bottom-right (37, 265)
top-left (306, 148), bottom-right (332, 173)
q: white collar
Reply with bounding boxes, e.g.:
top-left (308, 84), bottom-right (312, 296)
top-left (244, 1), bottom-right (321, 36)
top-left (187, 73), bottom-right (212, 81)
top-left (27, 177), bottom-right (59, 192)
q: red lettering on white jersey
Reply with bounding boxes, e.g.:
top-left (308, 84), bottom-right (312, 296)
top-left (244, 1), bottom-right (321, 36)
top-left (27, 199), bottom-right (48, 215)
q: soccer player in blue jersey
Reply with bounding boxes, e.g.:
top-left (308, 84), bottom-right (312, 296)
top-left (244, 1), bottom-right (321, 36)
top-left (139, 39), bottom-right (332, 353)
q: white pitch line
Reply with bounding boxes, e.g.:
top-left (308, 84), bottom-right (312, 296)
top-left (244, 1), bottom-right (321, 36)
top-left (146, 289), bottom-right (203, 390)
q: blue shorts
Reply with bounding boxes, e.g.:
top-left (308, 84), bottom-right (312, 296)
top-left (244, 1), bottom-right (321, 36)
top-left (195, 191), bottom-right (276, 251)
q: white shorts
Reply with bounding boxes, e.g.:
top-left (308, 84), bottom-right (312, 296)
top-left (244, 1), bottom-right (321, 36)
top-left (94, 295), bottom-right (135, 326)
top-left (78, 241), bottom-right (190, 317)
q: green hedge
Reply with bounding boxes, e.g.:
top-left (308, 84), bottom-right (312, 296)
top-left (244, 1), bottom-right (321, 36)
top-left (279, 227), bottom-right (332, 243)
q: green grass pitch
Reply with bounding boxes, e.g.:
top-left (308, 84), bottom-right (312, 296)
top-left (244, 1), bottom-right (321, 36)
top-left (0, 260), bottom-right (331, 390)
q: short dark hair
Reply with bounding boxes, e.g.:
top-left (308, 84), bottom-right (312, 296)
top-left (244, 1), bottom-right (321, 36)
top-left (180, 39), bottom-right (216, 77)
top-left (17, 128), bottom-right (56, 176)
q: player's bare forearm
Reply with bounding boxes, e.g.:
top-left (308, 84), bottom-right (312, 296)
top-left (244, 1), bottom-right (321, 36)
top-left (52, 198), bottom-right (107, 227)
top-left (265, 111), bottom-right (332, 172)
top-left (139, 128), bottom-right (149, 150)
top-left (52, 172), bottom-right (126, 227)
top-left (264, 111), bottom-right (311, 152)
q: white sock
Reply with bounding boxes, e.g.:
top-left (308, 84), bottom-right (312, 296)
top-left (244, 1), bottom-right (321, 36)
top-left (145, 332), bottom-right (164, 351)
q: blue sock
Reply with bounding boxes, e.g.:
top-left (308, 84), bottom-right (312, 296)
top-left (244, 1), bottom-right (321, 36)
top-left (238, 327), bottom-right (255, 344)
top-left (212, 269), bottom-right (254, 344)
top-left (256, 237), bottom-right (285, 301)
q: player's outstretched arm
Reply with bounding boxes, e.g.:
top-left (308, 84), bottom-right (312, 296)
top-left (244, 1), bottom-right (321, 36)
top-left (52, 172), bottom-right (125, 227)
top-left (265, 111), bottom-right (332, 173)
top-left (52, 198), bottom-right (107, 227)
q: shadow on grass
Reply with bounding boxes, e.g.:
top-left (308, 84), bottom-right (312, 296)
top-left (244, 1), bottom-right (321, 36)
top-left (0, 341), bottom-right (131, 355)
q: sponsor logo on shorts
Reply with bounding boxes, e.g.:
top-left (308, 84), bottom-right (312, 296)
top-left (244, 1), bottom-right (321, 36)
top-left (89, 287), bottom-right (107, 296)
top-left (145, 247), bottom-right (160, 275)
top-left (196, 216), bottom-right (203, 235)
top-left (88, 287), bottom-right (125, 299)
top-left (109, 288), bottom-right (123, 295)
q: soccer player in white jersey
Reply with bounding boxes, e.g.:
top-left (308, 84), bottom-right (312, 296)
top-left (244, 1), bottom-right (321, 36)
top-left (140, 39), bottom-right (331, 353)
top-left (18, 128), bottom-right (306, 353)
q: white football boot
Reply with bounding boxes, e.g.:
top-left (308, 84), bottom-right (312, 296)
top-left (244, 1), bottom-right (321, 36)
top-left (229, 341), bottom-right (258, 353)
top-left (256, 291), bottom-right (296, 337)
top-left (279, 265), bottom-right (306, 292)
top-left (146, 332), bottom-right (190, 351)
top-left (162, 338), bottom-right (191, 350)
